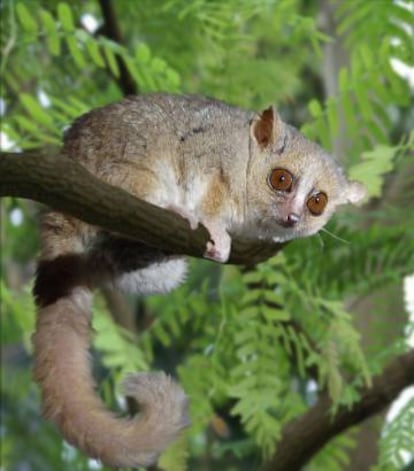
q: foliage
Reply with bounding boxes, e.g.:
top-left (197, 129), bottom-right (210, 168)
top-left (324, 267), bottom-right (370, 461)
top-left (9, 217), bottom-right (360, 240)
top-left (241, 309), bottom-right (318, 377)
top-left (307, 431), bottom-right (357, 471)
top-left (2, 1), bottom-right (180, 148)
top-left (375, 397), bottom-right (414, 471)
top-left (93, 299), bottom-right (149, 377)
top-left (302, 0), bottom-right (413, 159)
top-left (1, 0), bottom-right (414, 470)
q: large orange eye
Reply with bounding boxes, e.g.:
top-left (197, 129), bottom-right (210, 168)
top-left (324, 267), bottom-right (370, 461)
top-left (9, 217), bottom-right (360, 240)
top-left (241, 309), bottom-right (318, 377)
top-left (269, 168), bottom-right (294, 192)
top-left (307, 192), bottom-right (328, 215)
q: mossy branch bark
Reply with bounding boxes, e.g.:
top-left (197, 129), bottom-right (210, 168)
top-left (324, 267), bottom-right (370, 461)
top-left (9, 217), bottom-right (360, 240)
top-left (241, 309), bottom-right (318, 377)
top-left (0, 150), bottom-right (283, 265)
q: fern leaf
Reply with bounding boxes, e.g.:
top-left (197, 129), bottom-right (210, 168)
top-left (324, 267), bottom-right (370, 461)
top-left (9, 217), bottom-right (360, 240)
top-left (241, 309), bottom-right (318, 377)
top-left (16, 3), bottom-right (37, 34)
top-left (349, 144), bottom-right (396, 198)
top-left (57, 2), bottom-right (75, 32)
top-left (159, 434), bottom-right (189, 471)
top-left (39, 10), bottom-right (61, 56)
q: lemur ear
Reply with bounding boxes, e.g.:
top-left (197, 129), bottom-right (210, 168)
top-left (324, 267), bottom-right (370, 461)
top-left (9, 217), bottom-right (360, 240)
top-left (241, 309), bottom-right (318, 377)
top-left (252, 106), bottom-right (286, 151)
top-left (345, 180), bottom-right (367, 205)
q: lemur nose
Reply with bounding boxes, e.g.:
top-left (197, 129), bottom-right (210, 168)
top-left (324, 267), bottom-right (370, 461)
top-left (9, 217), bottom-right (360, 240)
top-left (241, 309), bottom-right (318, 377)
top-left (286, 213), bottom-right (300, 226)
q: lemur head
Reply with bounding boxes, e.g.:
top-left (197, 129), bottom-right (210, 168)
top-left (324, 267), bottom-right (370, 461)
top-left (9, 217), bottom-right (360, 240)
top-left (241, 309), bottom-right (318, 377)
top-left (246, 106), bottom-right (366, 242)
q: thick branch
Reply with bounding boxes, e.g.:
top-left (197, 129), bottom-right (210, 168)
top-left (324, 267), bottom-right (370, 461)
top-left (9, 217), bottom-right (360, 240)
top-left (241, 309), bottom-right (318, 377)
top-left (0, 151), bottom-right (283, 265)
top-left (261, 348), bottom-right (414, 471)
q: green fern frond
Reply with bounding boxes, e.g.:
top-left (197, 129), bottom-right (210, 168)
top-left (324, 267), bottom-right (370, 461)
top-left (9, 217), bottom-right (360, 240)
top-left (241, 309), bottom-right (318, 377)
top-left (165, 0), bottom-right (276, 43)
top-left (336, 0), bottom-right (414, 58)
top-left (2, 2), bottom-right (181, 148)
top-left (302, 0), bottom-right (413, 162)
top-left (159, 434), bottom-right (189, 471)
top-left (286, 220), bottom-right (414, 302)
top-left (13, 2), bottom-right (181, 92)
top-left (93, 300), bottom-right (149, 378)
top-left (178, 355), bottom-right (216, 434)
top-left (145, 280), bottom-right (215, 351)
top-left (307, 430), bottom-right (356, 471)
top-left (375, 397), bottom-right (414, 471)
top-left (316, 300), bottom-right (371, 402)
top-left (349, 144), bottom-right (397, 198)
top-left (226, 255), bottom-right (308, 457)
top-left (0, 280), bottom-right (34, 351)
top-left (303, 44), bottom-right (410, 159)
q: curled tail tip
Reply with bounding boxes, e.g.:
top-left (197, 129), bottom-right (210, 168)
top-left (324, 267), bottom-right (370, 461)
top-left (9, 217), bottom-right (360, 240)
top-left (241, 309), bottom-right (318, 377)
top-left (122, 371), bottom-right (187, 403)
top-left (123, 371), bottom-right (190, 428)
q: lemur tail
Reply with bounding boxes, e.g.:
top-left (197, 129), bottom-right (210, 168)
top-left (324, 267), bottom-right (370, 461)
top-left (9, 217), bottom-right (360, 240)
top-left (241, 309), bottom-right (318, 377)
top-left (32, 256), bottom-right (189, 468)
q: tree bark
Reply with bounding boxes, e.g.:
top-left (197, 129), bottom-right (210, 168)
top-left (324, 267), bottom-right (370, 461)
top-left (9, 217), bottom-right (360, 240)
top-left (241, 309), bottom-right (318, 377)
top-left (0, 150), bottom-right (283, 265)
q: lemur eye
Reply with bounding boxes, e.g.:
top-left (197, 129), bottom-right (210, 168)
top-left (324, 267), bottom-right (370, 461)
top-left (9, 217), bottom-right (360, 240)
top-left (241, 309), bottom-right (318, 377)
top-left (307, 192), bottom-right (328, 215)
top-left (269, 168), bottom-right (293, 192)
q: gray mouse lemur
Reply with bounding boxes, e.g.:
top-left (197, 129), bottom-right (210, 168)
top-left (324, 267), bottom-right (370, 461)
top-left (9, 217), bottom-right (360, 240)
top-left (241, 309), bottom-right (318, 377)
top-left (32, 93), bottom-right (366, 467)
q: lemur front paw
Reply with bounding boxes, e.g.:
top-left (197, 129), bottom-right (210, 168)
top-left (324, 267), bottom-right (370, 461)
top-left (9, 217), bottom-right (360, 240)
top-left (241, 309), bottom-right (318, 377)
top-left (167, 205), bottom-right (231, 263)
top-left (203, 226), bottom-right (231, 263)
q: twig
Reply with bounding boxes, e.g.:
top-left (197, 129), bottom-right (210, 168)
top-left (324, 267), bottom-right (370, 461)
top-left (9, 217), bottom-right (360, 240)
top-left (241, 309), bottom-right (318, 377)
top-left (98, 0), bottom-right (137, 95)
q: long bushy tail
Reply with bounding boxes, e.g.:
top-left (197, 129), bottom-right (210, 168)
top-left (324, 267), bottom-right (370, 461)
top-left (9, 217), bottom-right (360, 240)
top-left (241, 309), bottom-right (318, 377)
top-left (32, 268), bottom-right (189, 468)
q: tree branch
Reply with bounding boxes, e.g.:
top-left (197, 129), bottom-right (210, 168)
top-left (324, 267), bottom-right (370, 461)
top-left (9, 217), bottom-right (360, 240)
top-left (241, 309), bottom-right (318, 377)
top-left (0, 150), bottom-right (283, 265)
top-left (98, 0), bottom-right (137, 95)
top-left (261, 348), bottom-right (414, 471)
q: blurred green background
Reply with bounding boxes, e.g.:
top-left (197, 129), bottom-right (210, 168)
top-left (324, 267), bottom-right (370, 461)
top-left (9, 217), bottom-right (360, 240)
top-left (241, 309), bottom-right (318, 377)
top-left (1, 1), bottom-right (414, 470)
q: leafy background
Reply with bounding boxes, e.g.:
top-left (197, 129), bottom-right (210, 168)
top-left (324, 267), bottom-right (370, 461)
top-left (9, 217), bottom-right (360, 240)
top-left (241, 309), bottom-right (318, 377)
top-left (1, 1), bottom-right (414, 470)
